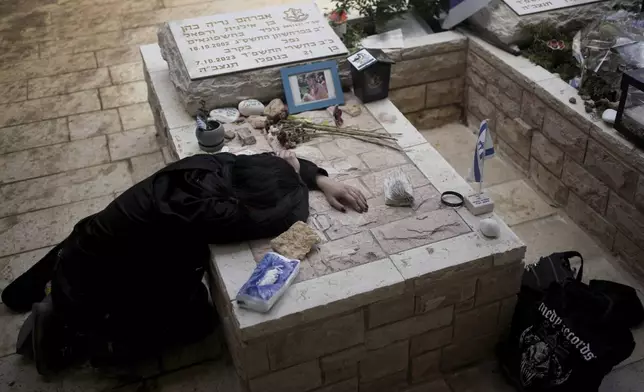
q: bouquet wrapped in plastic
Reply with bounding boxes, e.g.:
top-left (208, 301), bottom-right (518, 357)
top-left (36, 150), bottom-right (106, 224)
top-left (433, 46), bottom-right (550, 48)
top-left (384, 170), bottom-right (414, 207)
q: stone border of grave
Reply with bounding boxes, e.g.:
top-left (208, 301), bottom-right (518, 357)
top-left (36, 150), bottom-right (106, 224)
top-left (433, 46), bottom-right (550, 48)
top-left (461, 33), bottom-right (644, 281)
top-left (142, 31), bottom-right (529, 389)
top-left (202, 98), bottom-right (526, 390)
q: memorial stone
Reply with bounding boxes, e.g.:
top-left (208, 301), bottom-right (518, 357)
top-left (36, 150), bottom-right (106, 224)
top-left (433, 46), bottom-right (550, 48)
top-left (158, 2), bottom-right (350, 115)
top-left (469, 0), bottom-right (636, 46)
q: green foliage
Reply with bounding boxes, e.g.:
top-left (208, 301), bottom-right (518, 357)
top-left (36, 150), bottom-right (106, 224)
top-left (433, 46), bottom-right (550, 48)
top-left (333, 0), bottom-right (410, 26)
top-left (613, 3), bottom-right (642, 13)
top-left (343, 24), bottom-right (367, 51)
top-left (408, 0), bottom-right (446, 20)
top-left (520, 23), bottom-right (580, 82)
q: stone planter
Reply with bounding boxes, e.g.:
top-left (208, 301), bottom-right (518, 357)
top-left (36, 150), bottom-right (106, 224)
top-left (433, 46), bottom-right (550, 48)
top-left (196, 120), bottom-right (225, 152)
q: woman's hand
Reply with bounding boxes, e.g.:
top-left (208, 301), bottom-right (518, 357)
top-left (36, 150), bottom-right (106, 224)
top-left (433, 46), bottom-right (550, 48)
top-left (277, 150), bottom-right (300, 173)
top-left (316, 176), bottom-right (368, 213)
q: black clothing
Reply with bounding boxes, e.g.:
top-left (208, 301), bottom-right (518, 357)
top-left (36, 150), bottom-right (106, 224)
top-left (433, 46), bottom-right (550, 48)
top-left (3, 153), bottom-right (327, 368)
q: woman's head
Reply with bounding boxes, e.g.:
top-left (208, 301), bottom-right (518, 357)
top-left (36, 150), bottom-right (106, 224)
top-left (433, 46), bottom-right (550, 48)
top-left (305, 73), bottom-right (317, 88)
top-left (231, 153), bottom-right (301, 208)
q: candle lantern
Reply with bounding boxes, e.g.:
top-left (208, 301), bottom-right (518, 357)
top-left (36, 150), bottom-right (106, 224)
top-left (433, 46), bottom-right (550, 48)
top-left (348, 48), bottom-right (395, 104)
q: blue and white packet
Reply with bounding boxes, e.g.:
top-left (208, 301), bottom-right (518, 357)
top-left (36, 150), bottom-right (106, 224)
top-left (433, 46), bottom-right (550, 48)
top-left (236, 252), bottom-right (300, 313)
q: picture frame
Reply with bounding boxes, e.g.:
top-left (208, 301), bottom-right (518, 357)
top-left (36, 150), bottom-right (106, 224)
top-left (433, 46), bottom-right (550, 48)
top-left (280, 60), bottom-right (344, 114)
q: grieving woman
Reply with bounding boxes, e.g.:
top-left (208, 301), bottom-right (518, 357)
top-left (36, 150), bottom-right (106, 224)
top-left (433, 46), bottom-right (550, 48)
top-left (2, 151), bottom-right (367, 375)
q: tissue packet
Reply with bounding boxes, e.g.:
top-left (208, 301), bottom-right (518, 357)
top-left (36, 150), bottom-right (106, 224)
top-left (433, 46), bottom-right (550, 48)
top-left (236, 252), bottom-right (300, 313)
top-left (384, 170), bottom-right (414, 207)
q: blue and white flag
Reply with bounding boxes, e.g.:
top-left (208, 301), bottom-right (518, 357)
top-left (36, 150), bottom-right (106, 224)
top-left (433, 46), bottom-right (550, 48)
top-left (442, 0), bottom-right (491, 30)
top-left (467, 120), bottom-right (495, 184)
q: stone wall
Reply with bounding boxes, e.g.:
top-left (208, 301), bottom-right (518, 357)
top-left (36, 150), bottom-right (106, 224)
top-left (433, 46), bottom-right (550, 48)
top-left (384, 31), bottom-right (468, 130)
top-left (463, 34), bottom-right (644, 280)
top-left (211, 253), bottom-right (522, 392)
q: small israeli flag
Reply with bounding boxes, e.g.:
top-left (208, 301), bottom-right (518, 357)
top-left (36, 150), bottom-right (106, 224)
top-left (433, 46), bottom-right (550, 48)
top-left (467, 120), bottom-right (495, 185)
top-left (196, 116), bottom-right (208, 130)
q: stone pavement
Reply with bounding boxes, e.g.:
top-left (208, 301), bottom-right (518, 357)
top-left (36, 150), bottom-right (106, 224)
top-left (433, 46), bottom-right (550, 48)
top-left (0, 0), bottom-right (643, 390)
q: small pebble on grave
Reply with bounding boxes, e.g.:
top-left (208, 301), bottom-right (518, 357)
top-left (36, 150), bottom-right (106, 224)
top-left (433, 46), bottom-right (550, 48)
top-left (580, 94), bottom-right (591, 101)
top-left (585, 105), bottom-right (593, 113)
top-left (264, 98), bottom-right (288, 122)
top-left (480, 218), bottom-right (500, 238)
top-left (238, 99), bottom-right (265, 116)
top-left (224, 129), bottom-right (236, 140)
top-left (237, 126), bottom-right (257, 146)
top-left (602, 109), bottom-right (617, 124)
top-left (247, 115), bottom-right (268, 130)
top-left (270, 221), bottom-right (320, 260)
top-left (341, 104), bottom-right (362, 117)
top-left (209, 108), bottom-right (240, 123)
top-left (569, 97), bottom-right (577, 104)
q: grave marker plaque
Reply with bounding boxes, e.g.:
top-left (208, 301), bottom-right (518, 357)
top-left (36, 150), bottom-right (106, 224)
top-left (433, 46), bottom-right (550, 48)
top-left (502, 0), bottom-right (608, 15)
top-left (169, 2), bottom-right (349, 80)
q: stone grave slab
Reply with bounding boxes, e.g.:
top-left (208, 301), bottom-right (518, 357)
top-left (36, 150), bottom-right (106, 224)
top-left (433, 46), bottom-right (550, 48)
top-left (158, 2), bottom-right (350, 115)
top-left (469, 0), bottom-right (630, 45)
top-left (502, 0), bottom-right (607, 16)
top-left (143, 40), bottom-right (527, 389)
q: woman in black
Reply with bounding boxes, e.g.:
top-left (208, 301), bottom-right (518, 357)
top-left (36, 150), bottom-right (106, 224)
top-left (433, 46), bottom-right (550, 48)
top-left (3, 150), bottom-right (367, 375)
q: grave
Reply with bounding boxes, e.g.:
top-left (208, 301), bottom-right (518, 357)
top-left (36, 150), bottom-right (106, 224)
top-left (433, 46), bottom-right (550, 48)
top-left (143, 19), bottom-right (527, 388)
top-left (157, 2), bottom-right (350, 114)
top-left (468, 0), bottom-right (635, 45)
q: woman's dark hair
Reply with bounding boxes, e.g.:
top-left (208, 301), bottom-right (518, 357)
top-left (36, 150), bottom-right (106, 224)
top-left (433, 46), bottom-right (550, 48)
top-left (231, 153), bottom-right (301, 209)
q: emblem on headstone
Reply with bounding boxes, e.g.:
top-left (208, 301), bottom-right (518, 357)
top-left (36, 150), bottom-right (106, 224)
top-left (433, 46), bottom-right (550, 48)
top-left (283, 8), bottom-right (309, 22)
top-left (367, 73), bottom-right (382, 89)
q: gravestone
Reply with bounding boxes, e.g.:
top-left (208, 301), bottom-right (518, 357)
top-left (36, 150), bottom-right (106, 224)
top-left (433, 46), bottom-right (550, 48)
top-left (469, 0), bottom-right (637, 46)
top-left (158, 2), bottom-right (349, 114)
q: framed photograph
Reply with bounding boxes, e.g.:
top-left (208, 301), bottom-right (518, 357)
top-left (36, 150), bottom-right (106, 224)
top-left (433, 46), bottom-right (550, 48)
top-left (280, 60), bottom-right (344, 114)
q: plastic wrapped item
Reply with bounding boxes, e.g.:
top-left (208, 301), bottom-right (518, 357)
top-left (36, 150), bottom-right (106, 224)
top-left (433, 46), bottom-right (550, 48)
top-left (384, 170), bottom-right (414, 207)
top-left (573, 10), bottom-right (644, 99)
top-left (236, 252), bottom-right (300, 313)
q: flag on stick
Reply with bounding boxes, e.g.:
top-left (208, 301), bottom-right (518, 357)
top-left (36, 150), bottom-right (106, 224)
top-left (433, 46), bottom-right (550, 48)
top-left (467, 120), bottom-right (494, 192)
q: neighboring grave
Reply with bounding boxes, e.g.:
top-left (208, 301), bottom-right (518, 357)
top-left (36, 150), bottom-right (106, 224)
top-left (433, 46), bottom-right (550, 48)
top-left (158, 2), bottom-right (349, 114)
top-left (469, 0), bottom-right (637, 45)
top-left (503, 0), bottom-right (607, 15)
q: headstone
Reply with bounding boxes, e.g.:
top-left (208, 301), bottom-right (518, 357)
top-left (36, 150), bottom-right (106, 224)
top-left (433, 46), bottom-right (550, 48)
top-left (468, 0), bottom-right (635, 46)
top-left (158, 2), bottom-right (350, 114)
top-left (503, 0), bottom-right (606, 15)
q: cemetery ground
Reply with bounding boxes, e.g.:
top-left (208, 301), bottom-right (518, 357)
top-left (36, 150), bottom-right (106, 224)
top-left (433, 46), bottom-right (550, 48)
top-left (1, 0), bottom-right (644, 391)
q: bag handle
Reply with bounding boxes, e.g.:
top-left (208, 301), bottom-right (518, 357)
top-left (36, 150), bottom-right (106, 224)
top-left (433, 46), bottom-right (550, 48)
top-left (560, 251), bottom-right (583, 281)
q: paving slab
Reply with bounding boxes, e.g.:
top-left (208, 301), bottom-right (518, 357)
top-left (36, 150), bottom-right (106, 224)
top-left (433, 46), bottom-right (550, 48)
top-left (107, 126), bottom-right (160, 161)
top-left (446, 360), bottom-right (514, 392)
top-left (68, 110), bottom-right (122, 140)
top-left (421, 124), bottom-right (522, 188)
top-left (511, 214), bottom-right (605, 264)
top-left (0, 136), bottom-right (110, 184)
top-left (0, 162), bottom-right (133, 217)
top-left (599, 359), bottom-right (644, 392)
top-left (0, 195), bottom-right (113, 258)
top-left (0, 306), bottom-right (29, 357)
top-left (0, 118), bottom-right (69, 155)
top-left (0, 354), bottom-right (62, 391)
top-left (486, 179), bottom-right (557, 226)
top-left (129, 152), bottom-right (166, 183)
